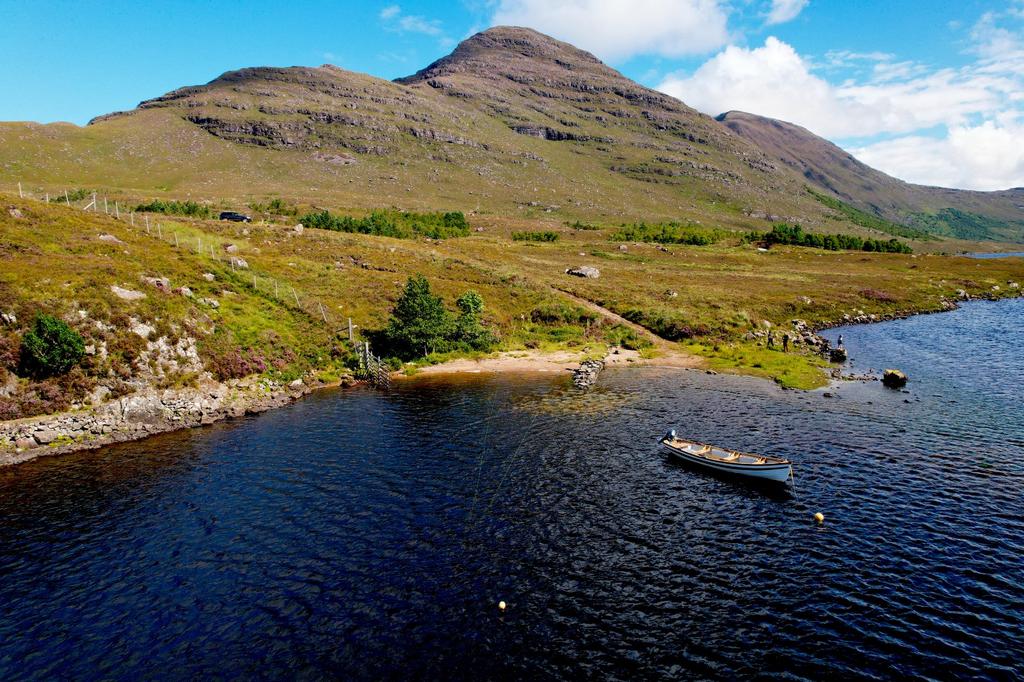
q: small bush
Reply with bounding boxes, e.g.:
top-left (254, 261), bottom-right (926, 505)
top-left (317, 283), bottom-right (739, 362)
top-left (208, 348), bottom-right (268, 381)
top-left (249, 197), bottom-right (299, 217)
top-left (604, 324), bottom-right (652, 350)
top-left (565, 220), bottom-right (602, 231)
top-left (859, 288), bottom-right (897, 302)
top-left (135, 199), bottom-right (212, 219)
top-left (612, 222), bottom-right (726, 245)
top-left (19, 314), bottom-right (85, 378)
top-left (622, 309), bottom-right (710, 341)
top-left (512, 231), bottom-right (559, 242)
top-left (299, 209), bottom-right (470, 239)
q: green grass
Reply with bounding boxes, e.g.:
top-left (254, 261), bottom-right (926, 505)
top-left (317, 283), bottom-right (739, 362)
top-left (688, 341), bottom-right (830, 389)
top-left (2, 192), bottom-right (1024, 415)
top-left (808, 187), bottom-right (932, 240)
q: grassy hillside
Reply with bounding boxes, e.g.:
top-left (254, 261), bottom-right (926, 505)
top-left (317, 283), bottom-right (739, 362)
top-left (719, 111), bottom-right (1024, 242)
top-left (3, 193), bottom-right (1022, 420)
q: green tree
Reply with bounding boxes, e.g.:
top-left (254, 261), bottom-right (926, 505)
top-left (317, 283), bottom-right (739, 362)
top-left (384, 275), bottom-right (453, 358)
top-left (454, 290), bottom-right (495, 350)
top-left (19, 313), bottom-right (85, 378)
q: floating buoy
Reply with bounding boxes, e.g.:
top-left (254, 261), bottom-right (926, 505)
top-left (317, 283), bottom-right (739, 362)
top-left (814, 512), bottom-right (825, 523)
top-left (498, 600), bottom-right (507, 611)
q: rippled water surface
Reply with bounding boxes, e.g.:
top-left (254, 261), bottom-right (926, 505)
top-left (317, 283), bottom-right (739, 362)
top-left (1, 301), bottom-right (1023, 680)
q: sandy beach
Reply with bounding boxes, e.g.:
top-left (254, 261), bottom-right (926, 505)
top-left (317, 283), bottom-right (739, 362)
top-left (402, 347), bottom-right (704, 377)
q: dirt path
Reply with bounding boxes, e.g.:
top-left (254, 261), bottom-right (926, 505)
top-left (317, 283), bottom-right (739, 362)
top-left (551, 288), bottom-right (701, 367)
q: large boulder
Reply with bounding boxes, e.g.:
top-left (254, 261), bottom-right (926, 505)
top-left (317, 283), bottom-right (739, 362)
top-left (882, 369), bottom-right (908, 388)
top-left (566, 265), bottom-right (600, 279)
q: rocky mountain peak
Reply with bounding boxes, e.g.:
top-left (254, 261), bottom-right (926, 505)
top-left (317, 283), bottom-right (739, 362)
top-left (396, 26), bottom-right (613, 85)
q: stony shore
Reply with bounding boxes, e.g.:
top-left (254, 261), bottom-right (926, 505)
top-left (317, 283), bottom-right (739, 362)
top-left (0, 376), bottom-right (345, 467)
top-left (3, 292), bottom-right (1020, 468)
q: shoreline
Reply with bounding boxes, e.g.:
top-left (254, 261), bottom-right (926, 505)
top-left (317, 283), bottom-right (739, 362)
top-left (399, 346), bottom-right (704, 378)
top-left (3, 295), bottom-right (1021, 468)
top-left (0, 376), bottom-right (343, 468)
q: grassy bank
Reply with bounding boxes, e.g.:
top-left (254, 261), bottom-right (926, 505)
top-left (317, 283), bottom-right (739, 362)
top-left (2, 193), bottom-right (1023, 420)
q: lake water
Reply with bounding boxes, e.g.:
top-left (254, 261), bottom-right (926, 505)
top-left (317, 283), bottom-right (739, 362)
top-left (966, 251), bottom-right (1024, 259)
top-left (1, 300), bottom-right (1022, 680)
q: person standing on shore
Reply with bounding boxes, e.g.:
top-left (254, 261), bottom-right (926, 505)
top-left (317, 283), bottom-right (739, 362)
top-left (767, 333), bottom-right (775, 349)
top-left (782, 333), bottom-right (790, 352)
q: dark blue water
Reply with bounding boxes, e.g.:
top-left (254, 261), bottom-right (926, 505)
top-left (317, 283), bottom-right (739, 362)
top-left (1, 301), bottom-right (1022, 680)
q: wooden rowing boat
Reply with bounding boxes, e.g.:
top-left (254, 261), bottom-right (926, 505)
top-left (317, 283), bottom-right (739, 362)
top-left (660, 430), bottom-right (793, 483)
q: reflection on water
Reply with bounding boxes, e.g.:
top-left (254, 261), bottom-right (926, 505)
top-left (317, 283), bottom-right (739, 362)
top-left (0, 301), bottom-right (1022, 680)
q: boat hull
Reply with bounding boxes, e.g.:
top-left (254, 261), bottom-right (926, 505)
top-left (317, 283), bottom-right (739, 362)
top-left (660, 442), bottom-right (793, 483)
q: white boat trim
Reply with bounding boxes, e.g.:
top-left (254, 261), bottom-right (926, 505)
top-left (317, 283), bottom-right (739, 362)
top-left (660, 433), bottom-right (793, 483)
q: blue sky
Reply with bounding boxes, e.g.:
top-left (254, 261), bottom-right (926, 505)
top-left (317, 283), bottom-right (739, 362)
top-left (1, 1), bottom-right (1022, 190)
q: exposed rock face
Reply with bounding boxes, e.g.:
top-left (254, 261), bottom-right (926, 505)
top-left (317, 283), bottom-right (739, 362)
top-left (566, 265), bottom-right (600, 279)
top-left (67, 26), bottom-right (815, 222)
top-left (110, 285), bottom-right (146, 301)
top-left (0, 377), bottom-right (328, 467)
top-left (882, 369), bottom-right (908, 388)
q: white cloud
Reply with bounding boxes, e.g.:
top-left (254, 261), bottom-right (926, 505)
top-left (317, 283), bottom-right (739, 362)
top-left (852, 120), bottom-right (1024, 191)
top-left (765, 0), bottom-right (808, 26)
top-left (380, 5), bottom-right (445, 38)
top-left (656, 5), bottom-right (1024, 191)
top-left (491, 0), bottom-right (731, 60)
top-left (657, 37), bottom-right (1018, 139)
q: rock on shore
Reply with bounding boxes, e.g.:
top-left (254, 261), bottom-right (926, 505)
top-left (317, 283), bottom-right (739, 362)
top-left (882, 369), bottom-right (908, 389)
top-left (571, 359), bottom-right (604, 389)
top-left (0, 376), bottom-right (330, 467)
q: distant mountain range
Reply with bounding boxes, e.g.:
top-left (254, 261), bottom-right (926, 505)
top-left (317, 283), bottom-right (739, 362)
top-left (1, 26), bottom-right (1021, 241)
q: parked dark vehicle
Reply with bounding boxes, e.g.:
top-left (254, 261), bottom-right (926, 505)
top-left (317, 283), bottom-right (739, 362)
top-left (219, 211), bottom-right (251, 223)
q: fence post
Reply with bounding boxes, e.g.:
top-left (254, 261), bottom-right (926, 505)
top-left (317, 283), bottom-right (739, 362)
top-left (145, 214), bottom-right (150, 234)
top-left (17, 182), bottom-right (22, 198)
top-left (291, 286), bottom-right (299, 306)
top-left (104, 197), bottom-right (108, 214)
top-left (348, 317), bottom-right (354, 342)
top-left (65, 189), bottom-right (70, 205)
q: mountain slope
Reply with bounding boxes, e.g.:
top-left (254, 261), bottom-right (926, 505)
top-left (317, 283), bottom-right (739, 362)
top-left (0, 28), bottom-right (841, 232)
top-left (717, 110), bottom-right (1024, 241)
top-left (0, 27), bottom-right (1021, 241)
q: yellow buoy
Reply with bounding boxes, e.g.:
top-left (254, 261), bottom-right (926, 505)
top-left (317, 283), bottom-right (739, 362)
top-left (498, 600), bottom-right (507, 611)
top-left (814, 512), bottom-right (825, 523)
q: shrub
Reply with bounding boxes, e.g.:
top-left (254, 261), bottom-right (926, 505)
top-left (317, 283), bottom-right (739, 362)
top-left (604, 324), bottom-right (652, 350)
top-left (745, 223), bottom-right (912, 254)
top-left (135, 199), bottom-right (212, 219)
top-left (622, 309), bottom-right (710, 341)
top-left (612, 222), bottom-right (726, 245)
top-left (565, 220), bottom-right (602, 231)
top-left (512, 231), bottom-right (559, 242)
top-left (208, 348), bottom-right (268, 381)
top-left (298, 209), bottom-right (470, 239)
top-left (249, 197), bottom-right (299, 217)
top-left (859, 288), bottom-right (897, 302)
top-left (454, 290), bottom-right (496, 350)
top-left (19, 314), bottom-right (85, 378)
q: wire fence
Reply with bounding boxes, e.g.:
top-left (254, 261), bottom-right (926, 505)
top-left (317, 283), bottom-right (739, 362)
top-left (9, 181), bottom-right (387, 387)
